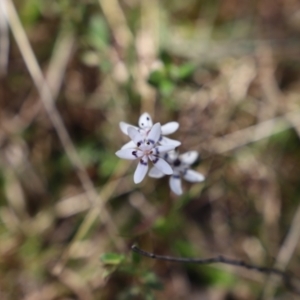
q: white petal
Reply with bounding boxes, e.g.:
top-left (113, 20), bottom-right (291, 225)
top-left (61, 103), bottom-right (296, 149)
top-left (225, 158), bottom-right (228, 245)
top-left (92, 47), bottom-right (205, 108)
top-left (160, 136), bottom-right (181, 147)
top-left (127, 127), bottom-right (144, 146)
top-left (147, 123), bottom-right (161, 145)
top-left (161, 122), bottom-right (179, 135)
top-left (179, 151), bottom-right (199, 165)
top-left (138, 112), bottom-right (153, 129)
top-left (169, 175), bottom-right (183, 195)
top-left (115, 149), bottom-right (143, 160)
top-left (119, 122), bottom-right (137, 135)
top-left (150, 157), bottom-right (173, 175)
top-left (134, 157), bottom-right (149, 183)
top-left (148, 167), bottom-right (165, 178)
top-left (121, 140), bottom-right (136, 149)
top-left (183, 169), bottom-right (205, 182)
top-left (164, 150), bottom-right (178, 162)
top-left (156, 145), bottom-right (176, 154)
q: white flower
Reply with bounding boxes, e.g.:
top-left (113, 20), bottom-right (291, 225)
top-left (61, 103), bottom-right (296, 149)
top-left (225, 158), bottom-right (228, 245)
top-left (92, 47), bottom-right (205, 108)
top-left (119, 112), bottom-right (181, 149)
top-left (149, 150), bottom-right (205, 195)
top-left (115, 123), bottom-right (176, 184)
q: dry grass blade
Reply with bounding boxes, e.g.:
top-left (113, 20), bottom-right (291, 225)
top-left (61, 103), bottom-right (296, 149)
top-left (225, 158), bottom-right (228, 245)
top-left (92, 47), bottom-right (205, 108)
top-left (202, 110), bottom-right (300, 155)
top-left (261, 114), bottom-right (300, 299)
top-left (0, 1), bottom-right (9, 76)
top-left (3, 0), bottom-right (124, 261)
top-left (97, 0), bottom-right (132, 48)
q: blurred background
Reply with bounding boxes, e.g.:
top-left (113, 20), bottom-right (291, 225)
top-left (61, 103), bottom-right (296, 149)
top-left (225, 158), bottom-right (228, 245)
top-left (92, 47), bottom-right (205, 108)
top-left (1, 0), bottom-right (300, 299)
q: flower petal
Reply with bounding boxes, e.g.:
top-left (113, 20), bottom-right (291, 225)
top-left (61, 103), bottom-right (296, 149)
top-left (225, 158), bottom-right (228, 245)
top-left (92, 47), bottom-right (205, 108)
top-left (119, 122), bottom-right (137, 135)
top-left (147, 123), bottom-right (161, 145)
top-left (161, 122), bottom-right (179, 135)
top-left (160, 136), bottom-right (181, 147)
top-left (121, 140), bottom-right (136, 149)
top-left (179, 151), bottom-right (198, 165)
top-left (169, 174), bottom-right (183, 195)
top-left (115, 149), bottom-right (143, 160)
top-left (148, 167), bottom-right (165, 178)
top-left (127, 127), bottom-right (144, 146)
top-left (134, 157), bottom-right (149, 183)
top-left (138, 112), bottom-right (153, 129)
top-left (183, 169), bottom-right (205, 182)
top-left (164, 150), bottom-right (178, 162)
top-left (150, 157), bottom-right (173, 175)
top-left (156, 145), bottom-right (177, 154)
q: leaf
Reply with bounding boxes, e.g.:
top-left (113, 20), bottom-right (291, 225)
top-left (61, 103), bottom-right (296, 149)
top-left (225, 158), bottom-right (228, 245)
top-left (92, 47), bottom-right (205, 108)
top-left (142, 272), bottom-right (164, 290)
top-left (148, 69), bottom-right (167, 87)
top-left (176, 63), bottom-right (196, 80)
top-left (159, 79), bottom-right (175, 96)
top-left (88, 15), bottom-right (109, 51)
top-left (100, 253), bottom-right (125, 265)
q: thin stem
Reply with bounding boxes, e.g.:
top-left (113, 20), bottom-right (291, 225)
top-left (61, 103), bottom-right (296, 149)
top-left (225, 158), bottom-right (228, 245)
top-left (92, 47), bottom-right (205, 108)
top-left (131, 245), bottom-right (300, 294)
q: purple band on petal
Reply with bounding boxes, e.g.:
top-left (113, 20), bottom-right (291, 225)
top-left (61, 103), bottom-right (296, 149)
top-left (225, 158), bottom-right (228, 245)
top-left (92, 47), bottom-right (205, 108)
top-left (172, 174), bottom-right (181, 179)
top-left (148, 139), bottom-right (155, 145)
top-left (140, 159), bottom-right (147, 166)
top-left (152, 157), bottom-right (159, 164)
top-left (132, 151), bottom-right (138, 157)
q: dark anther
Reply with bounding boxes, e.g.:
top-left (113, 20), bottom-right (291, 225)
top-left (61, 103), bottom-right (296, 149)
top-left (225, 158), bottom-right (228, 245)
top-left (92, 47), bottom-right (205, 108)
top-left (147, 117), bottom-right (149, 120)
top-left (137, 142), bottom-right (141, 147)
top-left (173, 159), bottom-right (181, 167)
top-left (132, 151), bottom-right (137, 157)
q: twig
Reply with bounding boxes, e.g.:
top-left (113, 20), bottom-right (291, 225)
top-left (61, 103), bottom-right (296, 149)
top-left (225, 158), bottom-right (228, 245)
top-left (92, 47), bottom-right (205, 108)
top-left (131, 245), bottom-right (300, 294)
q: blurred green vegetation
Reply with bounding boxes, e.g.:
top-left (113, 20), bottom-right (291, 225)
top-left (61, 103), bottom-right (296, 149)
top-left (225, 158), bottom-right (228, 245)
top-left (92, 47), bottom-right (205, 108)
top-left (1, 0), bottom-right (300, 299)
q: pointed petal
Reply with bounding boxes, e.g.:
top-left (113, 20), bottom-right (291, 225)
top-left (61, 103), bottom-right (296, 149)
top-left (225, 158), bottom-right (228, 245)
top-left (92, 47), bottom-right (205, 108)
top-left (148, 167), bottom-right (165, 178)
top-left (147, 123), bottom-right (161, 145)
top-left (119, 122), bottom-right (137, 135)
top-left (121, 140), bottom-right (136, 149)
top-left (156, 145), bottom-right (177, 154)
top-left (164, 150), bottom-right (178, 162)
top-left (179, 151), bottom-right (199, 165)
top-left (150, 157), bottom-right (173, 175)
top-left (134, 157), bottom-right (149, 183)
top-left (160, 136), bottom-right (181, 147)
top-left (183, 169), bottom-right (205, 182)
top-left (115, 149), bottom-right (143, 160)
top-left (127, 127), bottom-right (144, 146)
top-left (169, 175), bottom-right (183, 195)
top-left (138, 112), bottom-right (153, 129)
top-left (161, 122), bottom-right (179, 135)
